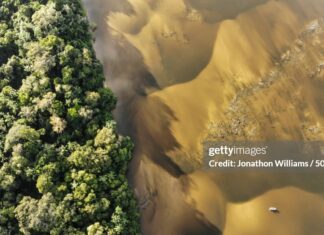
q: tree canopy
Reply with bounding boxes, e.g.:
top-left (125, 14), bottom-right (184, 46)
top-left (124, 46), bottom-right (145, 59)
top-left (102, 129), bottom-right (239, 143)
top-left (0, 0), bottom-right (140, 234)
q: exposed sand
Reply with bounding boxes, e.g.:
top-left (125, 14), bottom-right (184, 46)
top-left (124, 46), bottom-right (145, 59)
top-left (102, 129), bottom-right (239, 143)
top-left (83, 0), bottom-right (324, 234)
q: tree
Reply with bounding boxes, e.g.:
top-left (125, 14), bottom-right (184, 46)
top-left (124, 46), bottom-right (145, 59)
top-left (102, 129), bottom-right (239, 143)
top-left (0, 0), bottom-right (140, 234)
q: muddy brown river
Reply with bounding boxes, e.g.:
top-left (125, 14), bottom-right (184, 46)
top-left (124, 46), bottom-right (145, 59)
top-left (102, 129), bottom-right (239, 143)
top-left (83, 1), bottom-right (324, 234)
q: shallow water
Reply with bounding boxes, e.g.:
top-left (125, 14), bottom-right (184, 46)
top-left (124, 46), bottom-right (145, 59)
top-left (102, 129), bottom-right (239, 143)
top-left (83, 0), bottom-right (324, 234)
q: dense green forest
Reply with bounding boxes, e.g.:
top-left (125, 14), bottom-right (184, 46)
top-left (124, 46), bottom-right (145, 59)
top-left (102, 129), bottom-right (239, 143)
top-left (0, 0), bottom-right (140, 234)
